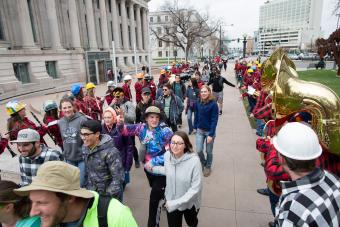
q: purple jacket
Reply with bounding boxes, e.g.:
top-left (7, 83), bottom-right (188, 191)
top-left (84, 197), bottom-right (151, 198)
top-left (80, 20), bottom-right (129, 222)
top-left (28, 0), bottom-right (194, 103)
top-left (102, 123), bottom-right (134, 171)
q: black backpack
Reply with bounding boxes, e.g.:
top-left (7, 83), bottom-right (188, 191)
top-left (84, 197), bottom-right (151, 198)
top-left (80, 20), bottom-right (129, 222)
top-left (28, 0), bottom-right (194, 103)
top-left (97, 195), bottom-right (111, 227)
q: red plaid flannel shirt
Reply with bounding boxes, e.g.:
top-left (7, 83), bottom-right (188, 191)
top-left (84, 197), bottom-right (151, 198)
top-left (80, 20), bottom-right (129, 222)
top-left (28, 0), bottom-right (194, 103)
top-left (9, 118), bottom-right (47, 144)
top-left (134, 81), bottom-right (143, 104)
top-left (252, 91), bottom-right (272, 119)
top-left (123, 83), bottom-right (132, 101)
top-left (74, 98), bottom-right (89, 116)
top-left (44, 115), bottom-right (63, 149)
top-left (84, 96), bottom-right (102, 120)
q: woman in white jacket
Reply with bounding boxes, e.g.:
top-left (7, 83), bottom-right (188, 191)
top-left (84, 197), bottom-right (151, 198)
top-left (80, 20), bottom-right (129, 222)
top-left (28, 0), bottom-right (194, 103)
top-left (151, 131), bottom-right (202, 227)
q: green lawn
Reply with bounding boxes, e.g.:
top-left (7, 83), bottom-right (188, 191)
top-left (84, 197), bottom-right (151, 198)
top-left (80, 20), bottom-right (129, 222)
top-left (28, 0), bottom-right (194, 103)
top-left (297, 70), bottom-right (340, 97)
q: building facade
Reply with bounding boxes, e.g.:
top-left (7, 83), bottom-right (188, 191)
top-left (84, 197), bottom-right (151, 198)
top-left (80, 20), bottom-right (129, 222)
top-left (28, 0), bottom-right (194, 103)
top-left (149, 10), bottom-right (218, 62)
top-left (258, 0), bottom-right (323, 53)
top-left (0, 0), bottom-right (150, 99)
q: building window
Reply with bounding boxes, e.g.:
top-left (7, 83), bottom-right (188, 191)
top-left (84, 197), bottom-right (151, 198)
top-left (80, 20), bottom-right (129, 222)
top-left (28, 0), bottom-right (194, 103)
top-left (157, 27), bottom-right (161, 34)
top-left (124, 57), bottom-right (128, 65)
top-left (13, 63), bottom-right (30, 84)
top-left (139, 56), bottom-right (142, 63)
top-left (85, 15), bottom-right (90, 48)
top-left (110, 21), bottom-right (114, 41)
top-left (108, 0), bottom-right (112, 12)
top-left (165, 16), bottom-right (168, 21)
top-left (158, 41), bottom-right (162, 47)
top-left (128, 26), bottom-right (131, 47)
top-left (166, 51), bottom-right (168, 57)
top-left (118, 3), bottom-right (121, 16)
top-left (145, 56), bottom-right (148, 62)
top-left (120, 24), bottom-right (123, 46)
top-left (27, 0), bottom-right (37, 42)
top-left (157, 16), bottom-right (161, 22)
top-left (97, 0), bottom-right (99, 9)
top-left (127, 6), bottom-right (130, 19)
top-left (45, 61), bottom-right (58, 79)
top-left (0, 11), bottom-right (5, 40)
top-left (166, 42), bottom-right (170, 47)
top-left (173, 50), bottom-right (177, 56)
top-left (132, 56), bottom-right (135, 64)
top-left (158, 51), bottom-right (162, 57)
top-left (99, 18), bottom-right (103, 46)
top-left (150, 17), bottom-right (153, 22)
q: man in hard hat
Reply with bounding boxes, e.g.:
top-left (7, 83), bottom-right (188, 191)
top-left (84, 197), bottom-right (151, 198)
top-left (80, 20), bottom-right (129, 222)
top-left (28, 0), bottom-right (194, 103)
top-left (122, 75), bottom-right (133, 102)
top-left (84, 82), bottom-right (103, 120)
top-left (273, 122), bottom-right (340, 226)
top-left (70, 83), bottom-right (89, 116)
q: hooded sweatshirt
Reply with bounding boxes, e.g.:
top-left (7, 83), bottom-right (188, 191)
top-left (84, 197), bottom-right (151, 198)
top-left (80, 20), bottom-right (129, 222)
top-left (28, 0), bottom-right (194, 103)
top-left (58, 112), bottom-right (88, 161)
top-left (152, 151), bottom-right (202, 212)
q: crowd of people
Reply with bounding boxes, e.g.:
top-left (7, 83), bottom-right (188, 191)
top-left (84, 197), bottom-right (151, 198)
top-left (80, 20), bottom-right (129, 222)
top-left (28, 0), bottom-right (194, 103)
top-left (0, 59), bottom-right (235, 227)
top-left (0, 51), bottom-right (340, 227)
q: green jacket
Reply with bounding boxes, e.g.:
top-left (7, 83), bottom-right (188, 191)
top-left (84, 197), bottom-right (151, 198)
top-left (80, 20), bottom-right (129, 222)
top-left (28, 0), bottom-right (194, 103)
top-left (83, 191), bottom-right (138, 227)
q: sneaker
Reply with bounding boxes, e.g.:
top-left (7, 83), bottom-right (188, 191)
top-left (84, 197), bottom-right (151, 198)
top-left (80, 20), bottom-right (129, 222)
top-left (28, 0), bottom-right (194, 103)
top-left (203, 167), bottom-right (211, 177)
top-left (257, 188), bottom-right (270, 196)
top-left (135, 161), bottom-right (140, 168)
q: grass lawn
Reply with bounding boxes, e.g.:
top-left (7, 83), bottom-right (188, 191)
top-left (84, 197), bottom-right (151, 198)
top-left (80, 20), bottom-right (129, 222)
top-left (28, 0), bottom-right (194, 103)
top-left (297, 70), bottom-right (340, 97)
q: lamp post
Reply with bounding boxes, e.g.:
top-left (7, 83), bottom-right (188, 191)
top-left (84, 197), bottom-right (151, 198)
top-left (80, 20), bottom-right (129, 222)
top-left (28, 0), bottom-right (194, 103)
top-left (242, 34), bottom-right (247, 59)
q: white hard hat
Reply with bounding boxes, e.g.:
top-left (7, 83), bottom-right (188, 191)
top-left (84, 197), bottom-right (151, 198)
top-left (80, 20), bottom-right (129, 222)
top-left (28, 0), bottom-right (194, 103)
top-left (123, 75), bottom-right (132, 81)
top-left (273, 122), bottom-right (322, 160)
top-left (107, 81), bottom-right (115, 87)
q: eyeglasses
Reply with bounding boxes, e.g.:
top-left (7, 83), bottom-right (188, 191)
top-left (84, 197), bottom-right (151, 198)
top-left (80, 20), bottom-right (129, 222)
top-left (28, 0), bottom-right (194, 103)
top-left (80, 132), bottom-right (94, 138)
top-left (170, 141), bottom-right (185, 146)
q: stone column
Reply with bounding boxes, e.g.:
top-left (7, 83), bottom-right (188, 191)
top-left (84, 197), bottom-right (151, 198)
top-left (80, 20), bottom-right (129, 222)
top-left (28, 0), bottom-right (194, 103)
top-left (129, 2), bottom-right (136, 51)
top-left (120, 0), bottom-right (129, 51)
top-left (136, 5), bottom-right (143, 50)
top-left (99, 0), bottom-right (109, 49)
top-left (45, 0), bottom-right (62, 49)
top-left (85, 0), bottom-right (98, 50)
top-left (68, 0), bottom-right (81, 49)
top-left (110, 0), bottom-right (120, 50)
top-left (141, 7), bottom-right (149, 52)
top-left (17, 0), bottom-right (35, 48)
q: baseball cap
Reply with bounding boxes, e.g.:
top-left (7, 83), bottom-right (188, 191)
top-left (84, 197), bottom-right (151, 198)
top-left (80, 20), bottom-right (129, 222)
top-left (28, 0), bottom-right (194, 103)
top-left (142, 87), bottom-right (151, 94)
top-left (11, 129), bottom-right (40, 143)
top-left (80, 120), bottom-right (102, 133)
top-left (14, 161), bottom-right (94, 198)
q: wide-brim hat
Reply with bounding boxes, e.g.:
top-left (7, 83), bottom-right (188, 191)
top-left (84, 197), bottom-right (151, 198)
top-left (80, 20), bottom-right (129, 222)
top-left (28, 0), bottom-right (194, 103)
top-left (14, 161), bottom-right (94, 199)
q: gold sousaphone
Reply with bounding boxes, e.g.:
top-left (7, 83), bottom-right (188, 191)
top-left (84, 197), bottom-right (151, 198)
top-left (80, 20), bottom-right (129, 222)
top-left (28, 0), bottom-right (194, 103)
top-left (266, 48), bottom-right (340, 154)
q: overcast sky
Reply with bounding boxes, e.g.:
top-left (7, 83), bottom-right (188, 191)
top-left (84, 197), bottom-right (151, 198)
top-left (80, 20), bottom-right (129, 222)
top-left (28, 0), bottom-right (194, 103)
top-left (149, 0), bottom-right (338, 48)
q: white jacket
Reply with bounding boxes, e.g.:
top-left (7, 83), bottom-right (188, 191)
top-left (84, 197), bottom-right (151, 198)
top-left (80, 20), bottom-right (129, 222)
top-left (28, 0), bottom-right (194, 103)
top-left (152, 151), bottom-right (202, 212)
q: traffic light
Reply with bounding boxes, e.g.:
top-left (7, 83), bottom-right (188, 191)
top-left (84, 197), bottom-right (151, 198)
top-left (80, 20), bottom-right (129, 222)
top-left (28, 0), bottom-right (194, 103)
top-left (237, 38), bottom-right (240, 43)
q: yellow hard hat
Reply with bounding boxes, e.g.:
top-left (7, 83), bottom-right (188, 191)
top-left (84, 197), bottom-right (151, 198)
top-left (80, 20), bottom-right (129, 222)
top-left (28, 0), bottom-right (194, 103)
top-left (247, 69), bottom-right (254, 73)
top-left (258, 64), bottom-right (262, 68)
top-left (6, 100), bottom-right (26, 116)
top-left (255, 61), bottom-right (259, 65)
top-left (85, 82), bottom-right (96, 90)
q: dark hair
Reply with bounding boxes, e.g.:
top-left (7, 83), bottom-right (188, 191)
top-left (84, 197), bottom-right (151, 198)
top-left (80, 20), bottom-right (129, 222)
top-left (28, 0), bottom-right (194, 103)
top-left (43, 109), bottom-right (59, 124)
top-left (59, 97), bottom-right (74, 110)
top-left (0, 180), bottom-right (31, 218)
top-left (7, 113), bottom-right (23, 138)
top-left (283, 155), bottom-right (316, 172)
top-left (190, 78), bottom-right (198, 89)
top-left (81, 120), bottom-right (102, 133)
top-left (171, 131), bottom-right (193, 153)
top-left (163, 83), bottom-right (172, 90)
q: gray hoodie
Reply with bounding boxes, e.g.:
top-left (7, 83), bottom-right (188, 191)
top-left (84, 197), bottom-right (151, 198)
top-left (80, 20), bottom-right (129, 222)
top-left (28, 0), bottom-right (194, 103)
top-left (58, 112), bottom-right (88, 161)
top-left (152, 151), bottom-right (202, 212)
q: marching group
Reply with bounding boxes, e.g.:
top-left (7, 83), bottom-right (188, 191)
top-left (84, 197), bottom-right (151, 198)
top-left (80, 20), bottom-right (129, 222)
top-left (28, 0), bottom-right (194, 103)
top-left (235, 55), bottom-right (340, 227)
top-left (0, 59), bottom-right (236, 227)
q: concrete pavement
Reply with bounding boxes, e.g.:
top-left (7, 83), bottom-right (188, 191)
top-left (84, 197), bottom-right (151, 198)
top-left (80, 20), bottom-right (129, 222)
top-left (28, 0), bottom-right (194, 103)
top-left (0, 63), bottom-right (273, 226)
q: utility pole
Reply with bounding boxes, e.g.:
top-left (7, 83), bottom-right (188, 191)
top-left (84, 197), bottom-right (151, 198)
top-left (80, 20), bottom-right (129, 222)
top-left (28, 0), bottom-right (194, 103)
top-left (219, 25), bottom-right (222, 55)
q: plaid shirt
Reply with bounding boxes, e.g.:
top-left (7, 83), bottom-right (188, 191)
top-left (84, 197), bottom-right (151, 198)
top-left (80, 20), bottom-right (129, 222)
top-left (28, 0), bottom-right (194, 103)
top-left (275, 168), bottom-right (340, 226)
top-left (19, 144), bottom-right (64, 186)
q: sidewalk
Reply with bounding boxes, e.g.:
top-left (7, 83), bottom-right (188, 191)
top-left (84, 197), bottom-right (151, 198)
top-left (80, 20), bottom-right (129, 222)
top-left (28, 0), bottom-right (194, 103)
top-left (0, 64), bottom-right (273, 226)
top-left (124, 64), bottom-right (272, 226)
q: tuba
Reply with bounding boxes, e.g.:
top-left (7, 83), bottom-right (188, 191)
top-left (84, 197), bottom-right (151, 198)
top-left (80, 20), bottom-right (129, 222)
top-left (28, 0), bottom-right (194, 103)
top-left (270, 49), bottom-right (340, 154)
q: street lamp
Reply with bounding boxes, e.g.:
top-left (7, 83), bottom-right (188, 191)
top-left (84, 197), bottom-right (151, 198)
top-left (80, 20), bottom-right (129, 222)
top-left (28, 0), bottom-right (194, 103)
top-left (242, 33), bottom-right (247, 59)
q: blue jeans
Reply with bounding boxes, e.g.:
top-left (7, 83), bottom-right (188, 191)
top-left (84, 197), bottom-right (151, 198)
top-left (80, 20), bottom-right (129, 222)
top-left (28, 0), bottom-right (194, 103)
top-left (66, 160), bottom-right (86, 187)
top-left (256, 119), bottom-right (265, 136)
top-left (268, 188), bottom-right (280, 216)
top-left (196, 129), bottom-right (215, 168)
top-left (187, 108), bottom-right (194, 133)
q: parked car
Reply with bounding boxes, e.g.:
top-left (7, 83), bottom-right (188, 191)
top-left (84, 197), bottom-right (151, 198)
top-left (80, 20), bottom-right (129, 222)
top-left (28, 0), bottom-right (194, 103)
top-left (287, 53), bottom-right (299, 60)
top-left (302, 53), bottom-right (319, 60)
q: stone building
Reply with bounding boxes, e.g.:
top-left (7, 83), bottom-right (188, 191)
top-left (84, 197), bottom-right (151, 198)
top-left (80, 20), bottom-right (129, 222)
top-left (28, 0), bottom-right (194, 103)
top-left (0, 0), bottom-right (150, 99)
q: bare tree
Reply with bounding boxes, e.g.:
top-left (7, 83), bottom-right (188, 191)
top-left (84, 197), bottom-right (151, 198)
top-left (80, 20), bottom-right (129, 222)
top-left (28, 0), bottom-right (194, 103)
top-left (334, 0), bottom-right (340, 14)
top-left (152, 3), bottom-right (221, 61)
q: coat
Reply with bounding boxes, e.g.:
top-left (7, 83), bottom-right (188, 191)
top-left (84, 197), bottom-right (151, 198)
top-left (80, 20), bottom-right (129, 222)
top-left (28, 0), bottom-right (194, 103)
top-left (158, 93), bottom-right (184, 125)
